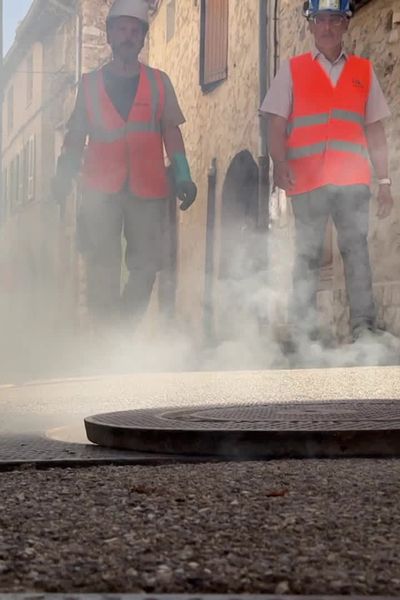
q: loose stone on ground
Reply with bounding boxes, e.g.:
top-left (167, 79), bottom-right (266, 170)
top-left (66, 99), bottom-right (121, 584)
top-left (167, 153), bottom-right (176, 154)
top-left (0, 459), bottom-right (399, 595)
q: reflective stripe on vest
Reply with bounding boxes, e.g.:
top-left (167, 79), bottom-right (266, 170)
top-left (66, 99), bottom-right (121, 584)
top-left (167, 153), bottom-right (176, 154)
top-left (86, 66), bottom-right (161, 142)
top-left (286, 53), bottom-right (371, 195)
top-left (82, 65), bottom-right (169, 198)
top-left (288, 140), bottom-right (369, 160)
top-left (287, 109), bottom-right (365, 135)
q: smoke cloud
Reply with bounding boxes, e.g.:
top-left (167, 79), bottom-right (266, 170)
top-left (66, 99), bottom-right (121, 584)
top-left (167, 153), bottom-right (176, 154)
top-left (1, 194), bottom-right (399, 387)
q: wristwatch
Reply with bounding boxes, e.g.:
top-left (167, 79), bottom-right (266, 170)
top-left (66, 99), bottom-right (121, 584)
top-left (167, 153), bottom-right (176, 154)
top-left (378, 177), bottom-right (392, 186)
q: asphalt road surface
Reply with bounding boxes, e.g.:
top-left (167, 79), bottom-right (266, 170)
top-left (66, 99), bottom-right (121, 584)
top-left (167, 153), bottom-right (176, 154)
top-left (0, 367), bottom-right (399, 595)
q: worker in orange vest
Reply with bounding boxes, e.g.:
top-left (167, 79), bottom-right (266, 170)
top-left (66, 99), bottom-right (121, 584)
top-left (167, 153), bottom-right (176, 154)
top-left (261, 0), bottom-right (394, 344)
top-left (53, 0), bottom-right (197, 329)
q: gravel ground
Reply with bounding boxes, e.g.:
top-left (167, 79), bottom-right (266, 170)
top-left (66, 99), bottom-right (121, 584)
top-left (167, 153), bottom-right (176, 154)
top-left (0, 460), bottom-right (400, 595)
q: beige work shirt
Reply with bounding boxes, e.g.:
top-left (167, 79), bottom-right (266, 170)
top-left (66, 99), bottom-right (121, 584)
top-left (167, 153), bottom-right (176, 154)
top-left (159, 71), bottom-right (186, 128)
top-left (260, 48), bottom-right (391, 124)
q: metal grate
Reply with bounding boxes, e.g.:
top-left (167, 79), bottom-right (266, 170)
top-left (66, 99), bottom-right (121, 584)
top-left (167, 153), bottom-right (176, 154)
top-left (84, 400), bottom-right (400, 458)
top-left (86, 400), bottom-right (400, 432)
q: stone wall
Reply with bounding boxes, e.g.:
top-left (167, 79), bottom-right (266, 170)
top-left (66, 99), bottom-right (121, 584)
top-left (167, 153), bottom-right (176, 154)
top-left (148, 0), bottom-right (261, 340)
top-left (80, 0), bottom-right (112, 72)
top-left (0, 6), bottom-right (81, 378)
top-left (274, 0), bottom-right (400, 337)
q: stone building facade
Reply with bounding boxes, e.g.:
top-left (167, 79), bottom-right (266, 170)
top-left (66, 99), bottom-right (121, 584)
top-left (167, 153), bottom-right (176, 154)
top-left (148, 0), bottom-right (267, 344)
top-left (0, 0), bottom-right (159, 379)
top-left (0, 0), bottom-right (80, 378)
top-left (148, 0), bottom-right (400, 343)
top-left (2, 0), bottom-right (399, 379)
top-left (0, 0), bottom-right (114, 378)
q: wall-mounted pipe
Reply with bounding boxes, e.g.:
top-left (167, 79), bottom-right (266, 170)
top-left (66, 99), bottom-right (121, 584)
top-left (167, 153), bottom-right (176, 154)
top-left (257, 0), bottom-right (270, 231)
top-left (75, 11), bottom-right (82, 86)
top-left (203, 157), bottom-right (217, 342)
top-left (259, 0), bottom-right (268, 157)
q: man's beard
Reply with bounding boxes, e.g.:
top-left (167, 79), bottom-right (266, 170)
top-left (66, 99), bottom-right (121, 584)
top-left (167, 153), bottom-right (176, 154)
top-left (114, 43), bottom-right (140, 62)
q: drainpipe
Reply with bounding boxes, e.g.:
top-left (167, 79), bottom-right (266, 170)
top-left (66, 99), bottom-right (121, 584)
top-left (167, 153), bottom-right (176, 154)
top-left (257, 0), bottom-right (269, 231)
top-left (203, 158), bottom-right (217, 343)
top-left (75, 11), bottom-right (82, 87)
top-left (273, 0), bottom-right (279, 77)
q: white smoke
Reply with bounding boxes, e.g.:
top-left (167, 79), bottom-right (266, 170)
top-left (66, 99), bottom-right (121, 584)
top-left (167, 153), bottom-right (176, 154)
top-left (1, 184), bottom-right (399, 385)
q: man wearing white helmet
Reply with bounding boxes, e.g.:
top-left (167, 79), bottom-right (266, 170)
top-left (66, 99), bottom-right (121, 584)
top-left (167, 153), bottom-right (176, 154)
top-left (261, 0), bottom-right (394, 345)
top-left (54, 0), bottom-right (197, 329)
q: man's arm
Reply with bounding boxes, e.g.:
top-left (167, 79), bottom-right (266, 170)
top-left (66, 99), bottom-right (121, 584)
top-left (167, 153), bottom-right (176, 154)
top-left (163, 124), bottom-right (186, 158)
top-left (53, 82), bottom-right (88, 201)
top-left (260, 60), bottom-right (295, 192)
top-left (163, 125), bottom-right (197, 211)
top-left (365, 120), bottom-right (393, 219)
top-left (160, 72), bottom-right (196, 210)
top-left (267, 114), bottom-right (295, 192)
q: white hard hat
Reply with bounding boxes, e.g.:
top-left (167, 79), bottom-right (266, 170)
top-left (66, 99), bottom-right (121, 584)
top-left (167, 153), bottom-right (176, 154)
top-left (107, 0), bottom-right (149, 25)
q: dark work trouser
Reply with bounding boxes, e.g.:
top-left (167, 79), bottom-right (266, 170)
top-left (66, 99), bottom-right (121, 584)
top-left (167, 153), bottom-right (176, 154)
top-left (78, 189), bottom-right (166, 325)
top-left (290, 184), bottom-right (376, 334)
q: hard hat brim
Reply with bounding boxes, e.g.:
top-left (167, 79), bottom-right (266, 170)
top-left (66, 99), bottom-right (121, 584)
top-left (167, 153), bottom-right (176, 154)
top-left (306, 8), bottom-right (352, 17)
top-left (311, 8), bottom-right (345, 12)
top-left (106, 14), bottom-right (148, 24)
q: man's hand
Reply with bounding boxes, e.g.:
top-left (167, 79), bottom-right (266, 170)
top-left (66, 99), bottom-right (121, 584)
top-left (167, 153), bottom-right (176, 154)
top-left (273, 160), bottom-right (295, 192)
top-left (376, 185), bottom-right (393, 219)
top-left (176, 180), bottom-right (197, 211)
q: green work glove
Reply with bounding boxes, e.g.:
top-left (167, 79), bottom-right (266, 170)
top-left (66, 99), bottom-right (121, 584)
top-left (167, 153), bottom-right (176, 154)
top-left (172, 153), bottom-right (197, 211)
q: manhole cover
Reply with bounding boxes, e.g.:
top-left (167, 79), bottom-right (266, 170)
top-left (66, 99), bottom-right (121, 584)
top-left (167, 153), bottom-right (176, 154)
top-left (85, 399), bottom-right (400, 458)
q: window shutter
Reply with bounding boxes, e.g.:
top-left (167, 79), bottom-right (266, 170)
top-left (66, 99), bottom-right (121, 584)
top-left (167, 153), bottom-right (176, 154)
top-left (200, 0), bottom-right (229, 89)
top-left (18, 153), bottom-right (24, 206)
top-left (1, 168), bottom-right (7, 225)
top-left (22, 143), bottom-right (29, 204)
top-left (28, 135), bottom-right (36, 201)
top-left (9, 158), bottom-right (18, 211)
top-left (15, 155), bottom-right (21, 207)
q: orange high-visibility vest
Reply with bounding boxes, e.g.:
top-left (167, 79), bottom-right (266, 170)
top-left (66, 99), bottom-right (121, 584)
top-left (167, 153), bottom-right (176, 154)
top-left (287, 52), bottom-right (372, 196)
top-left (81, 64), bottom-right (169, 198)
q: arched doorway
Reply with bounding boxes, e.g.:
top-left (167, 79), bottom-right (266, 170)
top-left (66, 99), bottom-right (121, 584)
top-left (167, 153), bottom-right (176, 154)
top-left (219, 149), bottom-right (260, 280)
top-left (212, 150), bottom-right (269, 345)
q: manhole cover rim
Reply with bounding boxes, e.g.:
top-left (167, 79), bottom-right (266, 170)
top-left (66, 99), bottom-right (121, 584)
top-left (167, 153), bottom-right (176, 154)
top-left (84, 399), bottom-right (400, 433)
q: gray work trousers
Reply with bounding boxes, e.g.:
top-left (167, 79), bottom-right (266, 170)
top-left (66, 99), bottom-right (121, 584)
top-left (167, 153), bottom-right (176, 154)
top-left (290, 184), bottom-right (376, 333)
top-left (78, 189), bottom-right (166, 324)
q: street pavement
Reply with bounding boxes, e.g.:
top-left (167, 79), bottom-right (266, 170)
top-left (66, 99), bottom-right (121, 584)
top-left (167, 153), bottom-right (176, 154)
top-left (0, 365), bottom-right (400, 442)
top-left (0, 459), bottom-right (399, 595)
top-left (0, 367), bottom-right (399, 595)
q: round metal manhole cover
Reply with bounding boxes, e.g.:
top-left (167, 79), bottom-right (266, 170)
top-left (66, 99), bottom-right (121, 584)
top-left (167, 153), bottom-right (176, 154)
top-left (84, 400), bottom-right (400, 458)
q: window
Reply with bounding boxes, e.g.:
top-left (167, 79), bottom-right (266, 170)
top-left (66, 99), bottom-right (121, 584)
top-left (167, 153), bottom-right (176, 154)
top-left (9, 157), bottom-right (19, 212)
top-left (26, 53), bottom-right (34, 106)
top-left (22, 143), bottom-right (29, 204)
top-left (1, 168), bottom-right (7, 226)
top-left (28, 136), bottom-right (36, 201)
top-left (7, 87), bottom-right (14, 134)
top-left (166, 0), bottom-right (176, 43)
top-left (17, 153), bottom-right (24, 206)
top-left (200, 0), bottom-right (229, 91)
